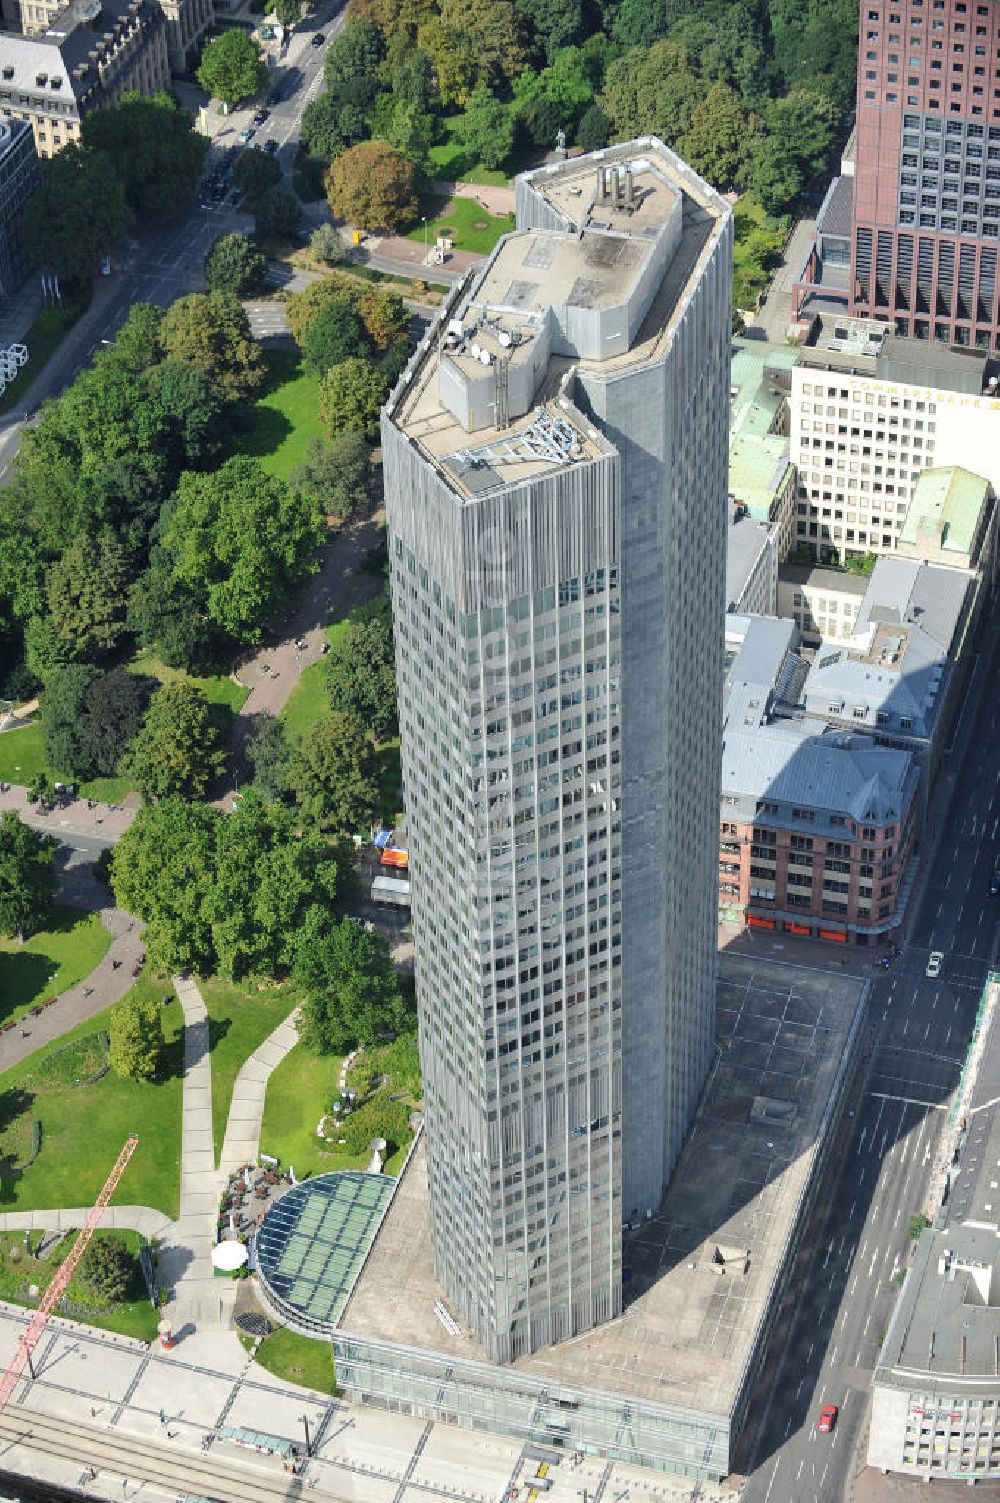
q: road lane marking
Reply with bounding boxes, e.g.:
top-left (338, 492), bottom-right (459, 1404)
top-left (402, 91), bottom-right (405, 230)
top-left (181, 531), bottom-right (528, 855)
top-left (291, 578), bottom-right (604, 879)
top-left (763, 1459), bottom-right (781, 1503)
top-left (868, 1092), bottom-right (948, 1110)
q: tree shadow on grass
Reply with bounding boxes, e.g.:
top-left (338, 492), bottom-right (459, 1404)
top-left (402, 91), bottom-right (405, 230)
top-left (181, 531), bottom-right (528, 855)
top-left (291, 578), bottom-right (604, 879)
top-left (0, 1086), bottom-right (37, 1205)
top-left (0, 952), bottom-right (59, 1023)
top-left (232, 403), bottom-right (294, 463)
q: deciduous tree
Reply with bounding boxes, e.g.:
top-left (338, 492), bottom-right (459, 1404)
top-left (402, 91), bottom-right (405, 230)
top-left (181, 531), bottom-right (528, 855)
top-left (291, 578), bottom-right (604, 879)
top-left (159, 458), bottom-right (322, 643)
top-left (253, 187), bottom-right (301, 240)
top-left (290, 431), bottom-right (371, 521)
top-left (41, 663), bottom-right (98, 777)
top-left (294, 913), bottom-right (408, 1053)
top-left (323, 18), bottom-right (385, 112)
top-left (317, 358), bottom-right (388, 441)
top-left (302, 299), bottom-right (363, 376)
top-left (22, 144), bottom-right (129, 287)
top-left (0, 811), bottom-right (57, 941)
top-left (81, 91), bottom-right (206, 222)
top-left (109, 995), bottom-right (164, 1081)
top-left (110, 797), bottom-right (218, 969)
top-left (246, 714), bottom-right (292, 800)
top-left (310, 224), bottom-right (347, 265)
top-left (457, 84), bottom-right (515, 170)
top-left (440, 0), bottom-right (526, 90)
top-left (204, 232), bottom-right (267, 296)
top-left (324, 141), bottom-right (418, 232)
top-left (287, 711), bottom-right (379, 833)
top-left (77, 1237), bottom-right (134, 1303)
top-left (159, 292), bottom-right (266, 403)
top-left (197, 30), bottom-right (269, 109)
top-left (78, 668), bottom-right (157, 778)
top-left (233, 147), bottom-right (282, 203)
top-left (45, 532), bottom-right (132, 659)
top-left (123, 681), bottom-right (226, 802)
top-left (355, 284), bottom-right (409, 350)
top-left (324, 598), bottom-right (396, 739)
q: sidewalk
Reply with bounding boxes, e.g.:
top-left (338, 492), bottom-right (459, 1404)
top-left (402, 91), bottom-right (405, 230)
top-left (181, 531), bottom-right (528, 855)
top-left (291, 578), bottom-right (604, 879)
top-left (217, 1010), bottom-right (299, 1180)
top-left (158, 975), bottom-right (232, 1334)
top-left (0, 1206), bottom-right (171, 1239)
top-left (0, 783), bottom-right (137, 845)
top-left (0, 906), bottom-right (146, 1074)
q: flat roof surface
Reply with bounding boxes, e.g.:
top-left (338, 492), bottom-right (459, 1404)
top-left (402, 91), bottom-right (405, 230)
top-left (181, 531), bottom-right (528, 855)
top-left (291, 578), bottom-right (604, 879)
top-left (779, 563), bottom-right (869, 596)
top-left (256, 1171), bottom-right (395, 1331)
top-left (726, 510), bottom-right (773, 608)
top-left (389, 140), bottom-right (728, 503)
top-left (900, 466), bottom-right (990, 557)
top-left (338, 954), bottom-right (866, 1420)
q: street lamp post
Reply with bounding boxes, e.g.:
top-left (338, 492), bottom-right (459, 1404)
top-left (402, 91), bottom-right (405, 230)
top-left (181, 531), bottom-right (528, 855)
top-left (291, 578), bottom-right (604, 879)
top-left (422, 216), bottom-right (428, 259)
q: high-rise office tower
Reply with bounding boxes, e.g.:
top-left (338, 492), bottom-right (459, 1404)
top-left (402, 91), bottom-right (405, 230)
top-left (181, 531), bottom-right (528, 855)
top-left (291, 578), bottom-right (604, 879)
top-left (850, 0), bottom-right (1000, 346)
top-left (382, 139), bottom-right (732, 1363)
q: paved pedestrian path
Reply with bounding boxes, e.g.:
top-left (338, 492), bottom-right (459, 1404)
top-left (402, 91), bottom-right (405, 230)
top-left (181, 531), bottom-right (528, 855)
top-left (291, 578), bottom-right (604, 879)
top-left (0, 783), bottom-right (137, 845)
top-left (217, 1010), bottom-right (300, 1180)
top-left (0, 906), bottom-right (147, 1074)
top-left (158, 975), bottom-right (233, 1334)
top-left (0, 1206), bottom-right (171, 1238)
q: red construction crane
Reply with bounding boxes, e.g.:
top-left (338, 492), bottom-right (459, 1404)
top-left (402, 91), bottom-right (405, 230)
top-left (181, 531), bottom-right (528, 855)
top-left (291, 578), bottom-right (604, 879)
top-left (0, 1133), bottom-right (138, 1416)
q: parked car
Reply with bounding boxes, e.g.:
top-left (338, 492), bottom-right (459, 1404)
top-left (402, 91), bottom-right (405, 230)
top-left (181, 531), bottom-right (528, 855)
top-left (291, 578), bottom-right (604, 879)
top-left (263, 137), bottom-right (278, 154)
top-left (311, 30), bottom-right (325, 45)
top-left (253, 108), bottom-right (270, 125)
top-left (816, 1404), bottom-right (838, 1434)
top-left (238, 126), bottom-right (255, 144)
top-left (926, 950), bottom-right (944, 979)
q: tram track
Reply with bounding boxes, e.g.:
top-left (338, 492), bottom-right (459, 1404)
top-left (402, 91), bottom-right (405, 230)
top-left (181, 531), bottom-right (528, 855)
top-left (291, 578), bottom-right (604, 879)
top-left (0, 1404), bottom-right (336, 1503)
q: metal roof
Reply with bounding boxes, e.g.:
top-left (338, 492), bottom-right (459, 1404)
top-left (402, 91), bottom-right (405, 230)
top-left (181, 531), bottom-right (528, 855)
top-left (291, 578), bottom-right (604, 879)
top-left (899, 466), bottom-right (991, 560)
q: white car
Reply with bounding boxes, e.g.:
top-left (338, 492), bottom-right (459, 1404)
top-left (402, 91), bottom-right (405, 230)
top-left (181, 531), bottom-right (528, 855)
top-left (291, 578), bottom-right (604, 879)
top-left (926, 950), bottom-right (944, 979)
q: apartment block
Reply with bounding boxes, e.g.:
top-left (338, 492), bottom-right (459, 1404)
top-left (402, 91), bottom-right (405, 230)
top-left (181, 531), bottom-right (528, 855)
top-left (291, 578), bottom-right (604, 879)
top-left (790, 319), bottom-right (1000, 562)
top-left (0, 0), bottom-right (169, 157)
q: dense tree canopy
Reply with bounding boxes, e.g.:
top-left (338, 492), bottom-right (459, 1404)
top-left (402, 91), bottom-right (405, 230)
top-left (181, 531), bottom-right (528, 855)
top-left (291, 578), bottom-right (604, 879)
top-left (233, 147), bottom-right (282, 203)
top-left (158, 458), bottom-right (322, 643)
top-left (77, 668), bottom-right (157, 778)
top-left (123, 680), bottom-right (226, 803)
top-left (301, 300), bottom-right (364, 376)
top-left (197, 30), bottom-right (269, 108)
top-left (22, 144), bottom-right (129, 286)
top-left (204, 233), bottom-right (267, 296)
top-left (81, 92), bottom-right (206, 222)
top-left (324, 142), bottom-right (418, 232)
top-left (287, 710), bottom-right (379, 834)
top-left (109, 995), bottom-right (164, 1081)
top-left (0, 811), bottom-right (57, 941)
top-left (110, 798), bottom-right (217, 970)
top-left (294, 913), bottom-right (410, 1053)
top-left (41, 663), bottom-right (97, 777)
top-left (45, 532), bottom-right (131, 659)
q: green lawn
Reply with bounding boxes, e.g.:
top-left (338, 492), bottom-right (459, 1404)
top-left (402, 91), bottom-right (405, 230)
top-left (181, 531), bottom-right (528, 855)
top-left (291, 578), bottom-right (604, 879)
top-left (232, 348), bottom-right (323, 483)
top-left (0, 907), bottom-right (111, 1028)
top-left (259, 1041), bottom-right (411, 1180)
top-left (0, 1228), bottom-right (158, 1341)
top-left (426, 117), bottom-right (512, 187)
top-left (129, 652), bottom-right (250, 717)
top-left (0, 303), bottom-right (84, 416)
top-left (406, 194), bottom-right (515, 256)
top-left (200, 976), bottom-right (301, 1164)
top-left (279, 618), bottom-right (348, 745)
top-left (0, 976), bottom-right (185, 1219)
top-left (251, 1324), bottom-right (338, 1393)
top-left (0, 723), bottom-right (46, 786)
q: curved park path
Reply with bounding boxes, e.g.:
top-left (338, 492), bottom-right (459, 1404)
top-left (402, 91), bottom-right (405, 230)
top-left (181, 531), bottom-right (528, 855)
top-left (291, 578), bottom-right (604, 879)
top-left (0, 977), bottom-right (301, 1335)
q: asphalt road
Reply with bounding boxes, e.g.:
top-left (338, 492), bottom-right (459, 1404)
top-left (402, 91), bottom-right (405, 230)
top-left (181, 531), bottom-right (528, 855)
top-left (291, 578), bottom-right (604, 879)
top-left (738, 613), bottom-right (1000, 1502)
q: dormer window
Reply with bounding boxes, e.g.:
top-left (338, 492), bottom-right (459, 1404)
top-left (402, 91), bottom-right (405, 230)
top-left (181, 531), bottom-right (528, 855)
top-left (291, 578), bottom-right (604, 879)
top-left (1, 67), bottom-right (13, 80)
top-left (35, 72), bottom-right (48, 86)
top-left (50, 76), bottom-right (62, 88)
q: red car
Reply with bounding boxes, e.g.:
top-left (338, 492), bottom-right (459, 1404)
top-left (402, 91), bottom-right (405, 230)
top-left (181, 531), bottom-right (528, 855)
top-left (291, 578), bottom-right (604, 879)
top-left (816, 1404), bottom-right (838, 1434)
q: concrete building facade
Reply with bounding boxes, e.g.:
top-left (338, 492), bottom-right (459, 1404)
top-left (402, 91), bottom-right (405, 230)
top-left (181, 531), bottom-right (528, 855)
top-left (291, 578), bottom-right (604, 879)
top-left (0, 117), bottom-right (37, 296)
top-left (0, 0), bottom-right (169, 157)
top-left (380, 140), bottom-right (732, 1365)
top-left (790, 323), bottom-right (1000, 563)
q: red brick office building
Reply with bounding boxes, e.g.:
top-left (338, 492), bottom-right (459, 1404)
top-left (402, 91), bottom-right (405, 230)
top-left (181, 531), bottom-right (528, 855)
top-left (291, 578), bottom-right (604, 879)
top-left (850, 0), bottom-right (1000, 347)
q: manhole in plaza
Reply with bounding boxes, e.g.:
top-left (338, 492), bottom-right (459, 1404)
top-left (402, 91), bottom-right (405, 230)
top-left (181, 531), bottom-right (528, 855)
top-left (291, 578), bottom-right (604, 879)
top-left (236, 1312), bottom-right (273, 1338)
